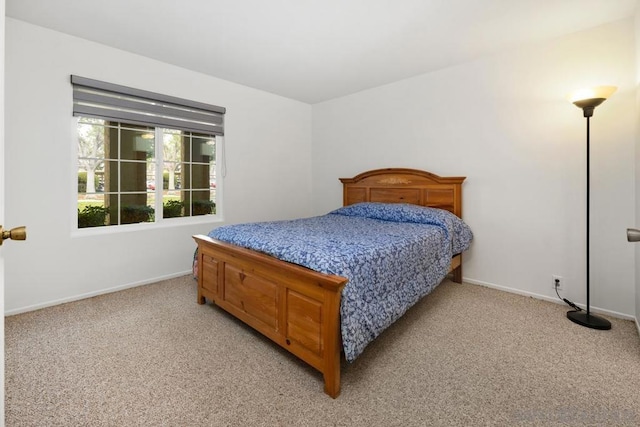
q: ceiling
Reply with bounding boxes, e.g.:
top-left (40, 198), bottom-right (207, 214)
top-left (6, 0), bottom-right (637, 104)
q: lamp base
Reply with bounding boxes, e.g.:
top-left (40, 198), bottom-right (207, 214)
top-left (567, 310), bottom-right (611, 330)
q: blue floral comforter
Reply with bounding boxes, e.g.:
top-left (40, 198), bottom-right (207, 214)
top-left (208, 202), bottom-right (473, 362)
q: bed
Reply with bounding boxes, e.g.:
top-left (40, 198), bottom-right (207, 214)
top-left (192, 168), bottom-right (471, 398)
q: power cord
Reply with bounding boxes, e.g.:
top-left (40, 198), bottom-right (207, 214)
top-left (555, 278), bottom-right (582, 311)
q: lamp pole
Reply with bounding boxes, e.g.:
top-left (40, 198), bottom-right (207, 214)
top-left (585, 114), bottom-right (591, 318)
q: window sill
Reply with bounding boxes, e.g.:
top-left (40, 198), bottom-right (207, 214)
top-left (71, 214), bottom-right (223, 238)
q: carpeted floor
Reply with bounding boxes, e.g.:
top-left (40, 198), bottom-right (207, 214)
top-left (5, 275), bottom-right (640, 426)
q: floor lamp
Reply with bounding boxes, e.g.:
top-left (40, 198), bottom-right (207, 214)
top-left (567, 85), bottom-right (616, 330)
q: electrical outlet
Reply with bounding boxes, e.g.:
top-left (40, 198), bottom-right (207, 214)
top-left (552, 275), bottom-right (563, 290)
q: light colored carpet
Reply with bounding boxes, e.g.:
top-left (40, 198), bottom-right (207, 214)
top-left (5, 275), bottom-right (640, 426)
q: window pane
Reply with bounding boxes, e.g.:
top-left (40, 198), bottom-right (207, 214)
top-left (78, 118), bottom-right (106, 159)
top-left (191, 190), bottom-right (215, 216)
top-left (120, 194), bottom-right (154, 224)
top-left (163, 165), bottom-right (181, 190)
top-left (191, 164), bottom-right (210, 190)
top-left (78, 163), bottom-right (104, 194)
top-left (101, 160), bottom-right (118, 193)
top-left (120, 128), bottom-right (155, 161)
top-left (120, 161), bottom-right (148, 192)
top-left (162, 130), bottom-right (182, 191)
top-left (162, 191), bottom-right (185, 218)
top-left (77, 194), bottom-right (108, 228)
top-left (192, 135), bottom-right (215, 163)
top-left (78, 118), bottom-right (106, 194)
top-left (180, 163), bottom-right (191, 190)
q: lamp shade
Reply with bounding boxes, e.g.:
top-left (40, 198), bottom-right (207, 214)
top-left (568, 85), bottom-right (616, 116)
top-left (568, 85), bottom-right (617, 103)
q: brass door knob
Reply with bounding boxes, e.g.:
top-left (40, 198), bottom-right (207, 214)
top-left (0, 226), bottom-right (27, 245)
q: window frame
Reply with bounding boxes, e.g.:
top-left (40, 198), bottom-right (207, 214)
top-left (72, 119), bottom-right (224, 236)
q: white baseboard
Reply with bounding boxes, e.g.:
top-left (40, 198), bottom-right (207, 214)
top-left (5, 270), bottom-right (192, 316)
top-left (462, 277), bottom-right (637, 322)
top-left (7, 272), bottom-right (639, 330)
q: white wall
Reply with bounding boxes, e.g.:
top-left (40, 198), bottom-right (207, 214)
top-left (312, 19), bottom-right (637, 317)
top-left (4, 19), bottom-right (313, 313)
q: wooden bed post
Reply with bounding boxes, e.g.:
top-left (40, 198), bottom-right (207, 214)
top-left (452, 263), bottom-right (463, 284)
top-left (196, 250), bottom-right (206, 305)
top-left (323, 288), bottom-right (343, 398)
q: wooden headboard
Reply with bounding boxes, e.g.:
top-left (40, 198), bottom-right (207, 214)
top-left (340, 168), bottom-right (466, 218)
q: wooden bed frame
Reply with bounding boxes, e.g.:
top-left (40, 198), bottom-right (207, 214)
top-left (193, 168), bottom-right (466, 398)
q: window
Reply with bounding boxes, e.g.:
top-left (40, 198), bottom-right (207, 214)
top-left (72, 76), bottom-right (225, 229)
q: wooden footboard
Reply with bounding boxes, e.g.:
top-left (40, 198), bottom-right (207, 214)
top-left (194, 234), bottom-right (348, 398)
top-left (195, 235), bottom-right (462, 398)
